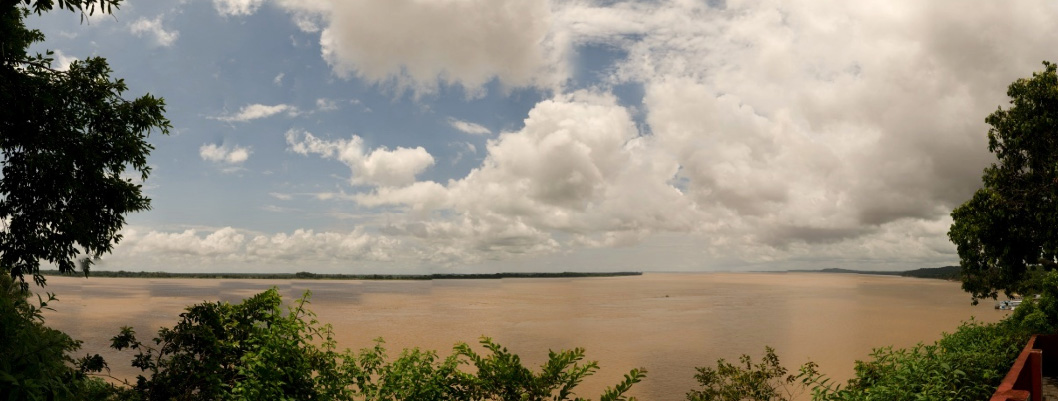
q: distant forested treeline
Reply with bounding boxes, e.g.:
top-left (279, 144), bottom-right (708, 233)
top-left (790, 266), bottom-right (961, 281)
top-left (39, 270), bottom-right (643, 280)
top-left (42, 267), bottom-right (963, 281)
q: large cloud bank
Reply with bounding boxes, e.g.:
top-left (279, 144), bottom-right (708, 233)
top-left (276, 0), bottom-right (558, 96)
top-left (116, 0), bottom-right (1058, 271)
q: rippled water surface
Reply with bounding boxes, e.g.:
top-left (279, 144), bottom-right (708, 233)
top-left (42, 273), bottom-right (1003, 400)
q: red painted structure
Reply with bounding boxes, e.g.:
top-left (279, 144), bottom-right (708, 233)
top-left (991, 334), bottom-right (1058, 401)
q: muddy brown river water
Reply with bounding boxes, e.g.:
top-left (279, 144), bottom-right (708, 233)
top-left (40, 272), bottom-right (1004, 400)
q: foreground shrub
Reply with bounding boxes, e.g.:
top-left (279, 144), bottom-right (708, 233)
top-left (686, 346), bottom-right (806, 401)
top-left (794, 276), bottom-right (1058, 401)
top-left (109, 288), bottom-right (351, 400)
top-left (0, 274), bottom-right (115, 400)
top-left (690, 274), bottom-right (1058, 401)
top-left (690, 319), bottom-right (1030, 401)
top-left (805, 320), bottom-right (1026, 401)
top-left (109, 287), bottom-right (645, 401)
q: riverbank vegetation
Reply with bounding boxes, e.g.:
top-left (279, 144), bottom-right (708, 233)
top-left (689, 274), bottom-right (1056, 401)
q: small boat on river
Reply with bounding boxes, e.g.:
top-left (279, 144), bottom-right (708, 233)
top-left (995, 299), bottom-right (1022, 310)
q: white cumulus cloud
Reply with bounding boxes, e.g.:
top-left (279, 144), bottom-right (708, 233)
top-left (349, 92), bottom-right (696, 262)
top-left (286, 129), bottom-right (435, 187)
top-left (109, 227), bottom-right (401, 269)
top-left (447, 118), bottom-right (491, 135)
top-left (275, 0), bottom-right (558, 96)
top-left (51, 49), bottom-right (77, 71)
top-left (129, 16), bottom-right (179, 47)
top-left (316, 98), bottom-right (338, 111)
top-left (200, 143), bottom-right (251, 165)
top-left (215, 104), bottom-right (298, 122)
top-left (213, 0), bottom-right (266, 16)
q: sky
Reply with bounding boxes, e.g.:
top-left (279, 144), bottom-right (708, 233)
top-left (26, 0), bottom-right (1058, 274)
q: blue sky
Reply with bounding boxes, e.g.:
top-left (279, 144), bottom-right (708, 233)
top-left (26, 0), bottom-right (1058, 273)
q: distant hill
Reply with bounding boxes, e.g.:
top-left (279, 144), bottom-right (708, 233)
top-left (788, 268), bottom-right (900, 275)
top-left (789, 266), bottom-right (960, 281)
top-left (899, 265), bottom-right (960, 280)
top-left (819, 268), bottom-right (902, 275)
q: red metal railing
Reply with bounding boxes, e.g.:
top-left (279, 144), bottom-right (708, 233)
top-left (990, 334), bottom-right (1058, 401)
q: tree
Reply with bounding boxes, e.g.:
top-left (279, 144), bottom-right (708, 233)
top-left (800, 318), bottom-right (1031, 401)
top-left (109, 289), bottom-right (353, 400)
top-left (0, 0), bottom-right (170, 289)
top-left (0, 273), bottom-right (118, 401)
top-left (685, 347), bottom-right (807, 401)
top-left (949, 61), bottom-right (1058, 302)
top-left (109, 287), bottom-right (646, 401)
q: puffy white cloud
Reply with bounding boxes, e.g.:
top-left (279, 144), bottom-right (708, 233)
top-left (291, 14), bottom-right (320, 33)
top-left (286, 129), bottom-right (435, 187)
top-left (111, 227), bottom-right (400, 267)
top-left (215, 104), bottom-right (298, 122)
top-left (213, 0), bottom-right (266, 16)
top-left (200, 143), bottom-right (251, 164)
top-left (347, 92), bottom-right (697, 262)
top-left (447, 118), bottom-right (491, 135)
top-left (612, 0), bottom-right (1058, 250)
top-left (448, 92), bottom-right (671, 216)
top-left (447, 141), bottom-right (478, 165)
top-left (129, 16), bottom-right (179, 47)
top-left (354, 181), bottom-right (450, 212)
top-left (51, 50), bottom-right (77, 71)
top-left (315, 98), bottom-right (338, 111)
top-left (378, 214), bottom-right (561, 265)
top-left (275, 0), bottom-right (558, 95)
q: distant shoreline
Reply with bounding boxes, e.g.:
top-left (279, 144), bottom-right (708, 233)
top-left (784, 266), bottom-right (961, 281)
top-left (39, 270), bottom-right (643, 281)
top-left (38, 267), bottom-right (960, 281)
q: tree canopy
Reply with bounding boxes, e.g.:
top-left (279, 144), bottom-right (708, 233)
top-left (107, 288), bottom-right (646, 401)
top-left (0, 0), bottom-right (170, 289)
top-left (949, 61), bottom-right (1058, 302)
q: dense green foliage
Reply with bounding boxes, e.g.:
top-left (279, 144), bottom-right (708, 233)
top-left (810, 272), bottom-right (1058, 401)
top-left (689, 271), bottom-right (1058, 401)
top-left (949, 61), bottom-right (1058, 302)
top-left (694, 313), bottom-right (1035, 401)
top-left (686, 347), bottom-right (805, 401)
top-left (108, 289), bottom-right (349, 400)
top-left (0, 274), bottom-right (116, 400)
top-left (900, 266), bottom-right (960, 280)
top-left (801, 319), bottom-right (1029, 401)
top-left (107, 288), bottom-right (645, 401)
top-left (719, 273), bottom-right (1058, 401)
top-left (0, 0), bottom-right (170, 289)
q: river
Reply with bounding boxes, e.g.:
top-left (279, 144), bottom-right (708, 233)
top-left (40, 272), bottom-right (1003, 400)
